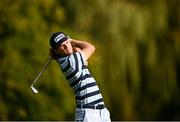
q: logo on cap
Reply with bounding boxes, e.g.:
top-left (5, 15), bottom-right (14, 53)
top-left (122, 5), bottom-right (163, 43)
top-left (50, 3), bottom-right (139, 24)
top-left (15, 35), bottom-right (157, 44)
top-left (54, 34), bottom-right (65, 43)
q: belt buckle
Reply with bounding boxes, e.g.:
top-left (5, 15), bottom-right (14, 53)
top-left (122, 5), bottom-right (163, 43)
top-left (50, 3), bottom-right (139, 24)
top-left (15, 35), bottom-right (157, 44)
top-left (94, 104), bottom-right (98, 109)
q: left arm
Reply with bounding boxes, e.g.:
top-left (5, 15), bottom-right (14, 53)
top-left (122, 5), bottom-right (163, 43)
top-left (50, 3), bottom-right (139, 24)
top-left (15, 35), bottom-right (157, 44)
top-left (70, 39), bottom-right (95, 61)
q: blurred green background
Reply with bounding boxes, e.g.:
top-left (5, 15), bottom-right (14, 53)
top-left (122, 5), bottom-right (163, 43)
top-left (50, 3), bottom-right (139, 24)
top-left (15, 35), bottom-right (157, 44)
top-left (0, 0), bottom-right (180, 121)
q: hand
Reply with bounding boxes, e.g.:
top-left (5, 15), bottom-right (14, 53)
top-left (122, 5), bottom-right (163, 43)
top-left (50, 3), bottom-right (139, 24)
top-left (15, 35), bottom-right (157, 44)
top-left (70, 40), bottom-right (76, 47)
top-left (49, 48), bottom-right (61, 60)
top-left (70, 40), bottom-right (81, 52)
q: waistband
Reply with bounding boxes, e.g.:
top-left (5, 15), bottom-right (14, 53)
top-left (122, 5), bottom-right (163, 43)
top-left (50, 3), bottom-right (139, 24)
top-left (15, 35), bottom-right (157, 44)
top-left (77, 104), bottom-right (105, 110)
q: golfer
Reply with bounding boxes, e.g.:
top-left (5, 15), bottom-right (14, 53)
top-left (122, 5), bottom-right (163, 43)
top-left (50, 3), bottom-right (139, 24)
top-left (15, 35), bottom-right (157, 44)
top-left (49, 32), bottom-right (111, 122)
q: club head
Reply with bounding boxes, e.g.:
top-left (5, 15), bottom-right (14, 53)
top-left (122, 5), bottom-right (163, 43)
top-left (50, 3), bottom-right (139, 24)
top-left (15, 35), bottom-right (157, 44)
top-left (31, 85), bottom-right (38, 94)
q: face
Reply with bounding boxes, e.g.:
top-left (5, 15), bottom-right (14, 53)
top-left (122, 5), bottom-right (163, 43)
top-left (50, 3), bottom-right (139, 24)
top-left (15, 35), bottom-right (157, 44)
top-left (54, 39), bottom-right (73, 56)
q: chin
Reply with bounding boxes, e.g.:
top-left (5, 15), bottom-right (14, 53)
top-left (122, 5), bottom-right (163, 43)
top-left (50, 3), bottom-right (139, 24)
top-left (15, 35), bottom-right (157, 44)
top-left (66, 51), bottom-right (73, 55)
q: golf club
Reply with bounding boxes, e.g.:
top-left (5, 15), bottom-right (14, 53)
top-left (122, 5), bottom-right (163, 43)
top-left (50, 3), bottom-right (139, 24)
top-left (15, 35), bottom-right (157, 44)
top-left (31, 56), bottom-right (52, 94)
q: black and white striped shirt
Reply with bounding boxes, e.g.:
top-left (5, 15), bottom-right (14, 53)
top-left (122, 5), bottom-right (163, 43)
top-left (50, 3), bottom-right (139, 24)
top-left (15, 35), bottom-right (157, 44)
top-left (57, 52), bottom-right (104, 106)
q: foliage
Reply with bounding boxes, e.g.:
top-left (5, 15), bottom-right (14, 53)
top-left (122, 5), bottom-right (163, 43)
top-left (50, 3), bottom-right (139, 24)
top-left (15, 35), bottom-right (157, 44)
top-left (0, 0), bottom-right (180, 120)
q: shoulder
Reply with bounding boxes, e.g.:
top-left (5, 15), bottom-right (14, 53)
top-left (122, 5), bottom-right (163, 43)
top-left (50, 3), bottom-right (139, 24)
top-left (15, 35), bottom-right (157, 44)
top-left (68, 52), bottom-right (85, 66)
top-left (69, 52), bottom-right (83, 60)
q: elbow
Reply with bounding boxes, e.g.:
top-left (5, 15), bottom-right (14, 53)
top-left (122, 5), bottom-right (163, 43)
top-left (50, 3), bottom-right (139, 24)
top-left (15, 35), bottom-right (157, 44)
top-left (91, 45), bottom-right (95, 54)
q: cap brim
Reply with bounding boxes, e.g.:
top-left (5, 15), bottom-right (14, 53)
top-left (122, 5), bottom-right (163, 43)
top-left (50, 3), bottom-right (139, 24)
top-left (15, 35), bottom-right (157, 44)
top-left (56, 37), bottom-right (68, 47)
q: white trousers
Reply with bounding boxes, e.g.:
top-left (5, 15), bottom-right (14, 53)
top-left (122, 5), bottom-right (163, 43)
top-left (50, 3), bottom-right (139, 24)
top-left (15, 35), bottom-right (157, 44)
top-left (75, 108), bottom-right (111, 122)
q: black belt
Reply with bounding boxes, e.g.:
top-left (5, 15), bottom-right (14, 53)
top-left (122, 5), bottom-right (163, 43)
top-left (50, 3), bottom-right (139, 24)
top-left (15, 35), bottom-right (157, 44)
top-left (77, 104), bottom-right (105, 110)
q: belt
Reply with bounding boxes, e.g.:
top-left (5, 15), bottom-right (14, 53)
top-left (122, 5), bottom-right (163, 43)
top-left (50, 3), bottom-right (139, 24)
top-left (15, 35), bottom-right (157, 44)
top-left (77, 104), bottom-right (105, 110)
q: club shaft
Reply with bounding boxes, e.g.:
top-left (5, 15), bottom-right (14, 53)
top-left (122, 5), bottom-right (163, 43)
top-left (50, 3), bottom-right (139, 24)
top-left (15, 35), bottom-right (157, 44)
top-left (32, 56), bottom-right (52, 85)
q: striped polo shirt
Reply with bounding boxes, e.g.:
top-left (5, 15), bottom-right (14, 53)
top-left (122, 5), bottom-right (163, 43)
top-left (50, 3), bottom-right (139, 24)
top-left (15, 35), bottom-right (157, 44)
top-left (57, 52), bottom-right (104, 106)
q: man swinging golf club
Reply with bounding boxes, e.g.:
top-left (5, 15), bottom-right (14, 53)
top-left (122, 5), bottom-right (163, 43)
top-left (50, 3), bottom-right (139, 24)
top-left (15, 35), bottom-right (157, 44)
top-left (49, 32), bottom-right (111, 122)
